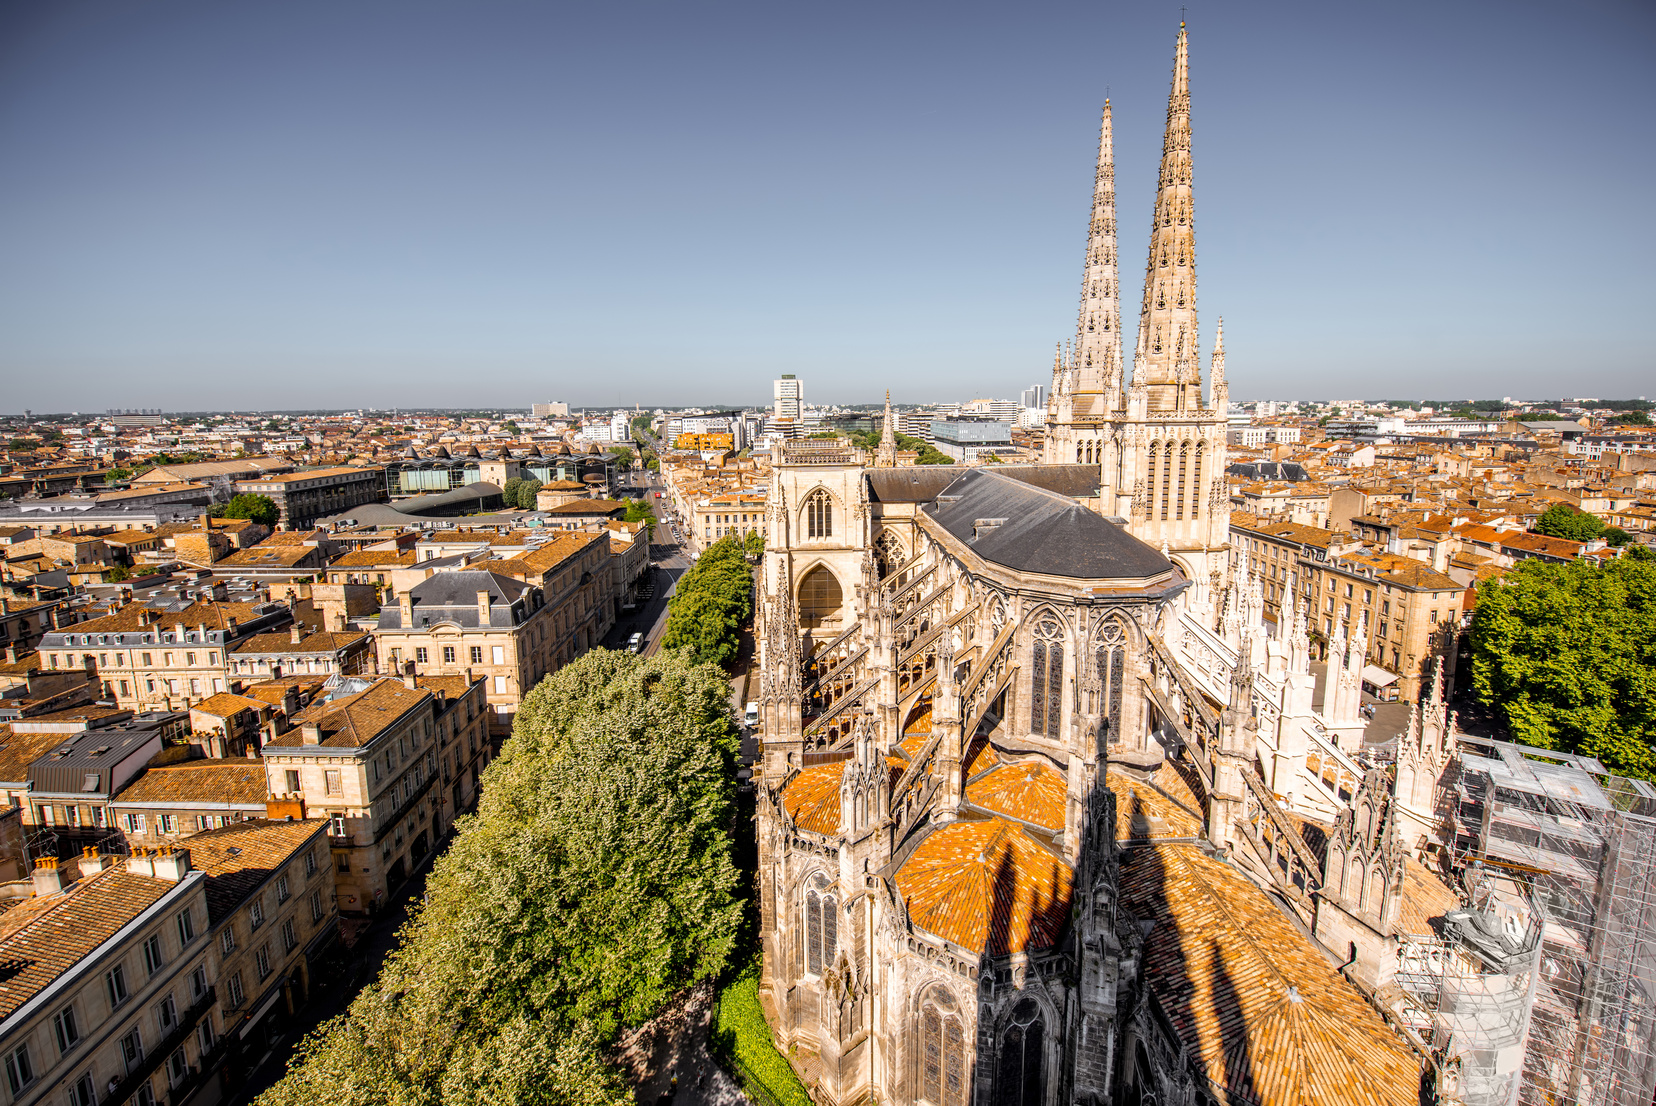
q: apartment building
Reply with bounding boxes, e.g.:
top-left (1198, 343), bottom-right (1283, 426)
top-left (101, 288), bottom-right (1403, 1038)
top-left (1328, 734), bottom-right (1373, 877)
top-left (36, 600), bottom-right (292, 712)
top-left (1230, 511), bottom-right (1464, 700)
top-left (0, 849), bottom-right (215, 1106)
top-left (232, 467), bottom-right (386, 530)
top-left (374, 570), bottom-right (559, 729)
top-left (0, 599), bottom-right (61, 656)
top-left (263, 671), bottom-right (489, 914)
top-left (109, 759), bottom-right (271, 848)
top-left (229, 626), bottom-right (373, 681)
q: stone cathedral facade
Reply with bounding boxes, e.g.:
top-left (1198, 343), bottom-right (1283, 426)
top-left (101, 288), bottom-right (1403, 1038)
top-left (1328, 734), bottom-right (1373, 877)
top-left (754, 25), bottom-right (1444, 1106)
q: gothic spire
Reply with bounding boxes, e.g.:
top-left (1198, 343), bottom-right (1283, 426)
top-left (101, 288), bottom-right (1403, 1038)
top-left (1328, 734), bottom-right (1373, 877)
top-left (875, 389), bottom-right (898, 467)
top-left (1209, 316), bottom-right (1227, 412)
top-left (1074, 99), bottom-right (1121, 404)
top-left (1134, 23), bottom-right (1199, 409)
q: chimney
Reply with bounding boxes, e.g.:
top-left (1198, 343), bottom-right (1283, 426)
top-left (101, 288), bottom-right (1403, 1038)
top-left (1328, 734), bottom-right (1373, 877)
top-left (403, 659), bottom-right (417, 689)
top-left (290, 624), bottom-right (303, 645)
top-left (477, 590), bottom-right (492, 624)
top-left (301, 722), bottom-right (323, 744)
top-left (152, 846), bottom-right (191, 882)
top-left (126, 849), bottom-right (155, 877)
top-left (3, 644), bottom-right (14, 665)
top-left (32, 856), bottom-right (65, 897)
top-left (331, 611), bottom-right (346, 632)
top-left (79, 846), bottom-right (111, 874)
top-left (175, 622), bottom-right (187, 639)
top-left (399, 594), bottom-right (414, 625)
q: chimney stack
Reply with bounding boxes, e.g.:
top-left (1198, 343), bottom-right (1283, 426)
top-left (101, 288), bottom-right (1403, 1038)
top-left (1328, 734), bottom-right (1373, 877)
top-left (79, 846), bottom-right (111, 874)
top-left (403, 659), bottom-right (418, 690)
top-left (152, 846), bottom-right (191, 882)
top-left (32, 856), bottom-right (65, 897)
top-left (301, 721), bottom-right (323, 744)
top-left (290, 624), bottom-right (303, 645)
top-left (399, 594), bottom-right (414, 625)
top-left (476, 590), bottom-right (492, 624)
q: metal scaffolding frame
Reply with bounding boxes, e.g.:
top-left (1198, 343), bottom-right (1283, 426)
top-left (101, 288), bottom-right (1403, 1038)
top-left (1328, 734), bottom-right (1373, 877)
top-left (1444, 737), bottom-right (1656, 1106)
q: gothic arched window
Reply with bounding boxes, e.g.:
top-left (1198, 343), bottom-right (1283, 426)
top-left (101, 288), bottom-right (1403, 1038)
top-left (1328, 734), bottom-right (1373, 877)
top-left (798, 566), bottom-right (844, 630)
top-left (994, 998), bottom-right (1046, 1106)
top-left (874, 530), bottom-right (905, 579)
top-left (1098, 619), bottom-right (1126, 746)
top-left (1175, 440), bottom-right (1190, 521)
top-left (1191, 442), bottom-right (1205, 519)
top-left (1029, 618), bottom-right (1063, 739)
top-left (803, 872), bottom-right (837, 976)
top-left (803, 488), bottom-right (833, 539)
top-left (920, 989), bottom-right (966, 1106)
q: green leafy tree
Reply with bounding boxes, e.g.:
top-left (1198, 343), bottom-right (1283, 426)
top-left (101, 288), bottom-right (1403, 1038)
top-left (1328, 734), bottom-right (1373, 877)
top-left (743, 531), bottom-right (765, 556)
top-left (217, 493), bottom-right (278, 528)
top-left (258, 649), bottom-right (741, 1106)
top-left (1534, 502), bottom-right (1606, 543)
top-left (501, 476), bottom-right (525, 507)
top-left (611, 445), bottom-right (635, 470)
top-left (1627, 543), bottom-right (1656, 562)
top-left (1470, 557), bottom-right (1656, 781)
top-left (502, 420), bottom-right (521, 434)
top-left (1615, 410), bottom-right (1652, 427)
top-left (661, 538), bottom-right (752, 669)
top-left (515, 479), bottom-right (543, 509)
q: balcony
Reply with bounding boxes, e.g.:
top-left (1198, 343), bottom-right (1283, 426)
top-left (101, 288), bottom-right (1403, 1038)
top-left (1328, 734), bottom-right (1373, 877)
top-left (102, 986), bottom-right (215, 1106)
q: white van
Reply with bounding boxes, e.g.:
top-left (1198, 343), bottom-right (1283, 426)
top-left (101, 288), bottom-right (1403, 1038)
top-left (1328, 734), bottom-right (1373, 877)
top-left (743, 702), bottom-right (759, 727)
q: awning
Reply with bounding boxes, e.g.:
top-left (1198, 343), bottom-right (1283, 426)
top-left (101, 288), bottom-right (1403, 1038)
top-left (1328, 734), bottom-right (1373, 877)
top-left (238, 984), bottom-right (285, 1039)
top-left (1361, 664), bottom-right (1399, 687)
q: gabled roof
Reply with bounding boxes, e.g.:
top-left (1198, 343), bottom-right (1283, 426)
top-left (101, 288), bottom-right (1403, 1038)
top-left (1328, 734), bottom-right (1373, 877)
top-left (923, 469), bottom-right (1173, 581)
top-left (185, 819), bottom-right (328, 923)
top-left (111, 759), bottom-right (269, 807)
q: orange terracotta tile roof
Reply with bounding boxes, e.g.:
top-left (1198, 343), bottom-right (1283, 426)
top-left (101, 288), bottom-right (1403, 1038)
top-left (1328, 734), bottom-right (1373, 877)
top-left (185, 818), bottom-right (329, 923)
top-left (113, 760), bottom-right (269, 807)
top-left (269, 678), bottom-right (430, 748)
top-left (0, 727), bottom-right (77, 785)
top-left (189, 691), bottom-right (268, 717)
top-left (895, 818), bottom-right (1073, 956)
top-left (781, 761), bottom-right (844, 835)
top-left (0, 867), bottom-right (176, 1019)
top-left (963, 737), bottom-right (1001, 779)
top-left (1109, 770), bottom-right (1204, 840)
top-left (1397, 858), bottom-right (1460, 936)
top-left (1119, 843), bottom-right (1422, 1106)
top-left (903, 703), bottom-right (932, 737)
top-left (966, 761), bottom-right (1066, 832)
top-left (232, 630), bottom-right (367, 655)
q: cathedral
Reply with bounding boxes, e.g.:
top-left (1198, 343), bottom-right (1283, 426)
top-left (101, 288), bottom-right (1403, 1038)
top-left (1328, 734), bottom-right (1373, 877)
top-left (754, 25), bottom-right (1458, 1106)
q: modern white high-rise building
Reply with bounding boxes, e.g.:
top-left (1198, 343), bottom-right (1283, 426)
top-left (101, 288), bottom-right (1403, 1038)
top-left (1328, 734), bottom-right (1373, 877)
top-left (773, 375), bottom-right (803, 420)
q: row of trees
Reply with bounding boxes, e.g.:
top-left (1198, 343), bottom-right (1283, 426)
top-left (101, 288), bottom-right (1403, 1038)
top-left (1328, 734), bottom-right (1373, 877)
top-left (258, 649), bottom-right (743, 1105)
top-left (499, 477), bottom-right (544, 510)
top-left (660, 536), bottom-right (753, 670)
top-left (1471, 556), bottom-right (1656, 781)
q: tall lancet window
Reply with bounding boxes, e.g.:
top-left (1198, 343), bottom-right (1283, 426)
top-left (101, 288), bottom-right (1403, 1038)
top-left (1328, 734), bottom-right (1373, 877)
top-left (995, 998), bottom-right (1047, 1106)
top-left (1159, 443), bottom-right (1174, 522)
top-left (803, 489), bottom-right (833, 539)
top-left (1030, 618), bottom-right (1063, 739)
top-left (920, 988), bottom-right (966, 1106)
top-left (803, 872), bottom-right (837, 976)
top-left (1192, 443), bottom-right (1205, 519)
top-left (1175, 440), bottom-right (1190, 520)
top-left (1098, 619), bottom-right (1126, 745)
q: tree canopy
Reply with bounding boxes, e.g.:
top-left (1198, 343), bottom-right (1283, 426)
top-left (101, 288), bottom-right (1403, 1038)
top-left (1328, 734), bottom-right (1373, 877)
top-left (1533, 502), bottom-right (1622, 544)
top-left (610, 445), bottom-right (635, 469)
top-left (661, 537), bottom-right (752, 670)
top-left (1470, 556), bottom-right (1656, 781)
top-left (257, 649), bottom-right (742, 1105)
top-left (213, 493), bottom-right (278, 528)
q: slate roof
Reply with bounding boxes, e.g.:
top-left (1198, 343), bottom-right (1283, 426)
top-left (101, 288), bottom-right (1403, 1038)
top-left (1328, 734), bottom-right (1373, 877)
top-left (1119, 843), bottom-right (1422, 1106)
top-left (922, 469), bottom-right (1174, 580)
top-left (864, 463), bottom-right (1101, 504)
top-left (377, 571), bottom-right (532, 630)
top-left (112, 759), bottom-right (269, 807)
top-left (894, 817), bottom-right (1073, 956)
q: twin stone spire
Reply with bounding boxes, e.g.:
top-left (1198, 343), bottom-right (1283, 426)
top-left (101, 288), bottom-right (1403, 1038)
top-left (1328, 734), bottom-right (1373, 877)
top-left (1052, 23), bottom-right (1224, 419)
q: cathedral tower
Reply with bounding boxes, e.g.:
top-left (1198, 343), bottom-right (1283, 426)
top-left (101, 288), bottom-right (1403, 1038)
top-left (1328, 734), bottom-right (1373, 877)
top-left (1105, 23), bottom-right (1229, 595)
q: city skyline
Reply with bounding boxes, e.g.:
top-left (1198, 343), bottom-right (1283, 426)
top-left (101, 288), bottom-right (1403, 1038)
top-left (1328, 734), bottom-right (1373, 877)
top-left (2, 1), bottom-right (1652, 410)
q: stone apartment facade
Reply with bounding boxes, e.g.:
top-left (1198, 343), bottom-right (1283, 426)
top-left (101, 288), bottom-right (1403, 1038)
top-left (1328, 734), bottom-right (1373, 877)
top-left (232, 467), bottom-right (386, 530)
top-left (262, 672), bottom-right (490, 915)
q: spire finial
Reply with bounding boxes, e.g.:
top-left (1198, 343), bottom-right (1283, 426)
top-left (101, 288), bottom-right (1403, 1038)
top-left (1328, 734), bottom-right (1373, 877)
top-left (1133, 20), bottom-right (1198, 397)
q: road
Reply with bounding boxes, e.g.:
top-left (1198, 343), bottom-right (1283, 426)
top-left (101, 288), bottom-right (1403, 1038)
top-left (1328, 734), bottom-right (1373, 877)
top-left (599, 469), bottom-right (690, 658)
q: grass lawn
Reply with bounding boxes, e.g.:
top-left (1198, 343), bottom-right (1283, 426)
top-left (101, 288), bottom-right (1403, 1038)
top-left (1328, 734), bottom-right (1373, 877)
top-left (712, 958), bottom-right (812, 1106)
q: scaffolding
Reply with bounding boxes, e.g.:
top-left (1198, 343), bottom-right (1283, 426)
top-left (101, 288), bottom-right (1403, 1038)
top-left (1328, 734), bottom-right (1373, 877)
top-left (1444, 737), bottom-right (1656, 1106)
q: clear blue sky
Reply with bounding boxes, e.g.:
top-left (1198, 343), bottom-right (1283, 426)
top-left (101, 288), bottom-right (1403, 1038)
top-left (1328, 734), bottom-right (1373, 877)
top-left (1, 0), bottom-right (1651, 412)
